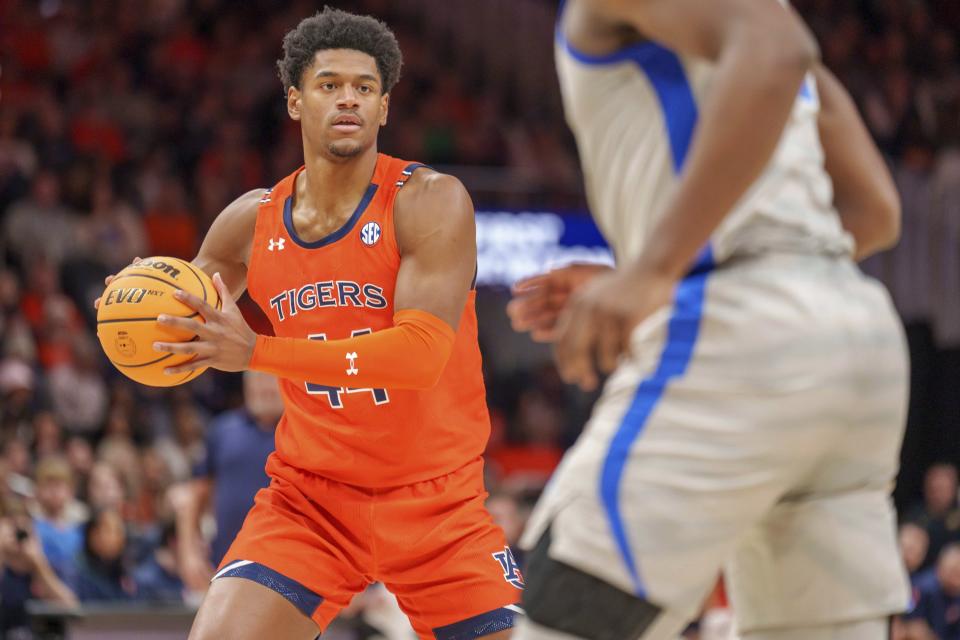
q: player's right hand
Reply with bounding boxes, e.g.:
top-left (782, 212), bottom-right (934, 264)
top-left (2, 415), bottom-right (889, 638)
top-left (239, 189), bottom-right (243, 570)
top-left (93, 257), bottom-right (141, 310)
top-left (507, 263), bottom-right (612, 343)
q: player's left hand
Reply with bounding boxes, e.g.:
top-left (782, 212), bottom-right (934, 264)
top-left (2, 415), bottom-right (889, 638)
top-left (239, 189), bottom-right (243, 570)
top-left (553, 264), bottom-right (676, 392)
top-left (153, 272), bottom-right (257, 375)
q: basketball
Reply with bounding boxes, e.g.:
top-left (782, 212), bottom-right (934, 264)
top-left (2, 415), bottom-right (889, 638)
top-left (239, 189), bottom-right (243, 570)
top-left (96, 257), bottom-right (221, 387)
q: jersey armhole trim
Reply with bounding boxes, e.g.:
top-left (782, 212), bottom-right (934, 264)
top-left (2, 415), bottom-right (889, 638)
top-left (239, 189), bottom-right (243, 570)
top-left (245, 189), bottom-right (274, 304)
top-left (554, 0), bottom-right (657, 67)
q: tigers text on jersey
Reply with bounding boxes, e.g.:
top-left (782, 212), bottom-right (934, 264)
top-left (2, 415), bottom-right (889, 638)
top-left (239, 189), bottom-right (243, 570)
top-left (554, 26), bottom-right (854, 265)
top-left (246, 154), bottom-right (490, 487)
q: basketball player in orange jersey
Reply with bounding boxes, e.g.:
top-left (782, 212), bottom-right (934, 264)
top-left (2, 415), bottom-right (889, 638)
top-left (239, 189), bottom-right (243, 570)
top-left (101, 8), bottom-right (522, 640)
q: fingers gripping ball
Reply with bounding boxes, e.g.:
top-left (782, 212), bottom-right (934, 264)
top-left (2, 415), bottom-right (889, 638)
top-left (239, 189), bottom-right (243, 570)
top-left (96, 257), bottom-right (221, 387)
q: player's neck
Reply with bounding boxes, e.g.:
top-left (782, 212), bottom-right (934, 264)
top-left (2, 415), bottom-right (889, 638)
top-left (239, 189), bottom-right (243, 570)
top-left (299, 145), bottom-right (379, 214)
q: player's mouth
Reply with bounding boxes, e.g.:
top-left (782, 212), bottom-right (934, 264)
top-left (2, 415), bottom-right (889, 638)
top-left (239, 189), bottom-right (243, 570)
top-left (332, 114), bottom-right (363, 133)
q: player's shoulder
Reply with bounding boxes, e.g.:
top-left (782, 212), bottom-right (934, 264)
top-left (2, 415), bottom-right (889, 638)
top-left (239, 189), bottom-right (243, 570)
top-left (392, 169), bottom-right (475, 251)
top-left (395, 168), bottom-right (472, 215)
top-left (205, 188), bottom-right (267, 243)
top-left (223, 188), bottom-right (269, 223)
top-left (197, 189), bottom-right (269, 268)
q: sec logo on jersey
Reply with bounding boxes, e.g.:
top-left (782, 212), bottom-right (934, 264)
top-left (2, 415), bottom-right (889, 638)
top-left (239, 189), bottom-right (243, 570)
top-left (360, 221), bottom-right (381, 247)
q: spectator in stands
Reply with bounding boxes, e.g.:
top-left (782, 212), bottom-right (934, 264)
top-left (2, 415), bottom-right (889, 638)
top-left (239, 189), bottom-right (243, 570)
top-left (486, 387), bottom-right (564, 491)
top-left (486, 491), bottom-right (529, 566)
top-left (0, 271), bottom-right (35, 364)
top-left (903, 543), bottom-right (960, 639)
top-left (0, 506), bottom-right (78, 636)
top-left (171, 370), bottom-right (280, 592)
top-left (47, 335), bottom-right (108, 436)
top-left (75, 508), bottom-right (136, 602)
top-left (132, 521), bottom-right (185, 604)
top-left (20, 259), bottom-right (85, 371)
top-left (154, 402), bottom-right (206, 483)
top-left (0, 359), bottom-right (35, 436)
top-left (31, 456), bottom-right (83, 585)
top-left (901, 521), bottom-right (933, 584)
top-left (0, 112), bottom-right (36, 212)
top-left (3, 438), bottom-right (33, 499)
top-left (85, 462), bottom-right (126, 515)
top-left (907, 463), bottom-right (960, 570)
top-left (77, 175), bottom-right (146, 274)
top-left (32, 410), bottom-right (63, 459)
top-left (96, 407), bottom-right (144, 506)
top-left (133, 447), bottom-right (174, 527)
top-left (64, 436), bottom-right (94, 493)
top-left (2, 170), bottom-right (80, 266)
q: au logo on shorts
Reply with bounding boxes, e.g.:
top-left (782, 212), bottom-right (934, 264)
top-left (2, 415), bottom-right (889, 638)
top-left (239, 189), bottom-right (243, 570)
top-left (492, 547), bottom-right (524, 589)
top-left (360, 221), bottom-right (381, 247)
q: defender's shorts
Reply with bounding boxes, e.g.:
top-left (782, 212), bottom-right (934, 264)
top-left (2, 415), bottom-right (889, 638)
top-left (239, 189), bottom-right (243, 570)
top-left (216, 454), bottom-right (522, 639)
top-left (516, 254), bottom-right (910, 639)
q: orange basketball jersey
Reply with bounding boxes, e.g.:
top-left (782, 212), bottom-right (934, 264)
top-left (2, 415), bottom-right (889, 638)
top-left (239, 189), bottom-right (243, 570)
top-left (246, 154), bottom-right (490, 487)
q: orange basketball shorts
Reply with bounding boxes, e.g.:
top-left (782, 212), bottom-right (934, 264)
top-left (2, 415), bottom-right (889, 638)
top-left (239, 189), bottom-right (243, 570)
top-left (214, 453), bottom-right (523, 639)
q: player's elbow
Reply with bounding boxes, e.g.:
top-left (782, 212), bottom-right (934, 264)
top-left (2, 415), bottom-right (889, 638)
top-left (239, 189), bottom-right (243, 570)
top-left (741, 15), bottom-right (819, 87)
top-left (873, 189), bottom-right (902, 251)
top-left (779, 25), bottom-right (819, 73)
top-left (404, 357), bottom-right (450, 390)
top-left (864, 168), bottom-right (903, 251)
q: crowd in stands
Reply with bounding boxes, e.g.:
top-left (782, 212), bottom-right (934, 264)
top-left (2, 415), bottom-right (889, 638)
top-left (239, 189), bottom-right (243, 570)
top-left (0, 0), bottom-right (958, 637)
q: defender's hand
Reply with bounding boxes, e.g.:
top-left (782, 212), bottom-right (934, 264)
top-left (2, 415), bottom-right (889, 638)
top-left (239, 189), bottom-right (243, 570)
top-left (153, 272), bottom-right (257, 374)
top-left (507, 263), bottom-right (612, 343)
top-left (554, 265), bottom-right (675, 391)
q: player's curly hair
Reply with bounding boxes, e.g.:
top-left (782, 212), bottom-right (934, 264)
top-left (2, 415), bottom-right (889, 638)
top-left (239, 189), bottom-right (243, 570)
top-left (277, 7), bottom-right (403, 95)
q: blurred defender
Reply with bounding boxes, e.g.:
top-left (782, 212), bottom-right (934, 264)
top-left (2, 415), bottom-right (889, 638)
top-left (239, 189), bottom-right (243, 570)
top-left (508, 0), bottom-right (908, 639)
top-left (96, 7), bottom-right (521, 640)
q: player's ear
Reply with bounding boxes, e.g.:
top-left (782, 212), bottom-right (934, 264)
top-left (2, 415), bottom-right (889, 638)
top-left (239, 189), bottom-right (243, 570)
top-left (287, 86), bottom-right (302, 122)
top-left (379, 92), bottom-right (390, 127)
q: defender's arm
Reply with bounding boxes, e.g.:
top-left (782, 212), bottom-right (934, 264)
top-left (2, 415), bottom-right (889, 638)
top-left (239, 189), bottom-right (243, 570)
top-left (553, 0), bottom-right (820, 390)
top-left (815, 65), bottom-right (901, 260)
top-left (575, 0), bottom-right (819, 279)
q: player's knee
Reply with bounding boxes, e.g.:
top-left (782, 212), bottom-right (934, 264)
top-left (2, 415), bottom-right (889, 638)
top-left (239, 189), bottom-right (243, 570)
top-left (189, 576), bottom-right (319, 640)
top-left (521, 528), bottom-right (663, 640)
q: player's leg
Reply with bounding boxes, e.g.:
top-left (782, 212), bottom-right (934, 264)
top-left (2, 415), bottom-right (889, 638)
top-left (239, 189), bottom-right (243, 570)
top-left (727, 273), bottom-right (910, 639)
top-left (189, 456), bottom-right (371, 639)
top-left (377, 457), bottom-right (523, 640)
top-left (189, 575), bottom-right (320, 640)
top-left (740, 619), bottom-right (892, 640)
top-left (512, 428), bottom-right (803, 640)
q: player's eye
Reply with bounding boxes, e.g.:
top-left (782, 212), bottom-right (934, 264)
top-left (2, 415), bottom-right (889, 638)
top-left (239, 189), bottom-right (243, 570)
top-left (321, 82), bottom-right (336, 91)
top-left (358, 85), bottom-right (372, 94)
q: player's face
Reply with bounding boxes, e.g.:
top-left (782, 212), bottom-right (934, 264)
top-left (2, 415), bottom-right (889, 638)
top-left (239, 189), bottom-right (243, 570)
top-left (288, 49), bottom-right (389, 160)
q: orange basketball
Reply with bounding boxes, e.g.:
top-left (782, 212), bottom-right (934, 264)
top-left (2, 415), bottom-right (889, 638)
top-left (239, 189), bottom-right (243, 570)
top-left (96, 257), bottom-right (221, 387)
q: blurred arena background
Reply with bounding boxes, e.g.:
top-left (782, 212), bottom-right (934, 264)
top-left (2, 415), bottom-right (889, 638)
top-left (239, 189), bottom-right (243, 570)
top-left (0, 0), bottom-right (959, 638)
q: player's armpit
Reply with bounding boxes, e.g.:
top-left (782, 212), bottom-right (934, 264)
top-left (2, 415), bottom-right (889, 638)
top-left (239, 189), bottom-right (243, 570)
top-left (248, 308), bottom-right (456, 389)
top-left (192, 188), bottom-right (266, 300)
top-left (581, 0), bottom-right (818, 64)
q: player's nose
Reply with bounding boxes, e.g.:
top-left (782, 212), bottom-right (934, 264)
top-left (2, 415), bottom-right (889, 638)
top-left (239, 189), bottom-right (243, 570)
top-left (336, 85), bottom-right (360, 108)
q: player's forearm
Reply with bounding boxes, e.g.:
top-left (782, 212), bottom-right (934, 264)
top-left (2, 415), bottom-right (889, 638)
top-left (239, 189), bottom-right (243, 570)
top-left (634, 31), bottom-right (817, 280)
top-left (249, 309), bottom-right (455, 389)
top-left (815, 65), bottom-right (900, 260)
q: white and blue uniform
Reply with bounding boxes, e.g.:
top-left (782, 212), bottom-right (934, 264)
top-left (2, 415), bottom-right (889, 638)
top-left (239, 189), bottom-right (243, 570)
top-left (516, 5), bottom-right (910, 640)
